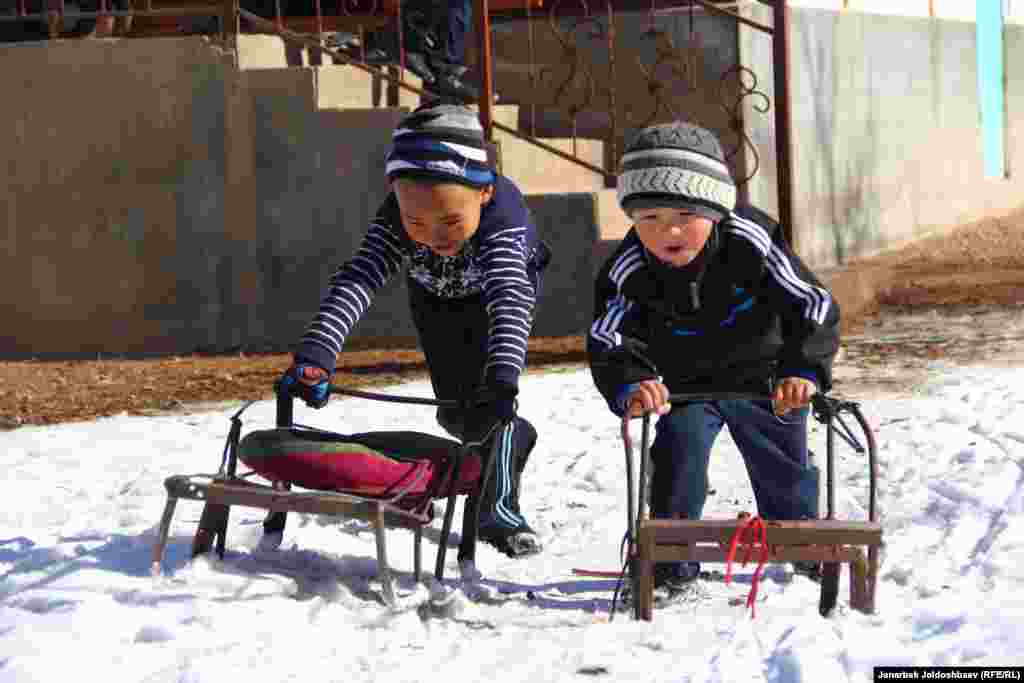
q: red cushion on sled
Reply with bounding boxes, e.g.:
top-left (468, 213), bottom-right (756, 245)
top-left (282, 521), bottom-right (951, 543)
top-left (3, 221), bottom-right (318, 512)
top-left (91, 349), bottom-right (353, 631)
top-left (237, 428), bottom-right (481, 505)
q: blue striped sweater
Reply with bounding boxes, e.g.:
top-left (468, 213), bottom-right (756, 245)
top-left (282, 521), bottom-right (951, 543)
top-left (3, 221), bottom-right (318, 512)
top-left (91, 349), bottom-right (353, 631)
top-left (294, 175), bottom-right (545, 390)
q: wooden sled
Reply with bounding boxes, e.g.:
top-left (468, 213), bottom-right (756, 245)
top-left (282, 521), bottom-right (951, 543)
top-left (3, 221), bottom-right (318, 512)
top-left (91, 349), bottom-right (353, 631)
top-left (150, 382), bottom-right (501, 607)
top-left (617, 392), bottom-right (883, 622)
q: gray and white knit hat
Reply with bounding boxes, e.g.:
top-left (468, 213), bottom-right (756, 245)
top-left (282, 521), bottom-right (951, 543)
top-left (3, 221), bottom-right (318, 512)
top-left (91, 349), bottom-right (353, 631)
top-left (386, 102), bottom-right (496, 188)
top-left (617, 122), bottom-right (737, 222)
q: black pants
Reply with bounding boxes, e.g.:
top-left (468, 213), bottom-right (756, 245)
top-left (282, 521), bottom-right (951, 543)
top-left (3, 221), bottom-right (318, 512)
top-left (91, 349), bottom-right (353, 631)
top-left (408, 277), bottom-right (537, 532)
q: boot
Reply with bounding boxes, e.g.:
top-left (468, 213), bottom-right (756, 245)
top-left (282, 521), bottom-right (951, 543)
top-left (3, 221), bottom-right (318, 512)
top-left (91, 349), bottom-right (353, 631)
top-left (479, 523), bottom-right (542, 558)
top-left (359, 23), bottom-right (439, 85)
top-left (430, 68), bottom-right (480, 104)
top-left (618, 563), bottom-right (701, 607)
top-left (792, 561), bottom-right (822, 582)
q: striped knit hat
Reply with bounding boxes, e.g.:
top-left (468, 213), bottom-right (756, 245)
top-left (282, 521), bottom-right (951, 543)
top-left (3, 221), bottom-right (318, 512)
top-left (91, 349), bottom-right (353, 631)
top-left (385, 102), bottom-right (496, 188)
top-left (617, 122), bottom-right (737, 222)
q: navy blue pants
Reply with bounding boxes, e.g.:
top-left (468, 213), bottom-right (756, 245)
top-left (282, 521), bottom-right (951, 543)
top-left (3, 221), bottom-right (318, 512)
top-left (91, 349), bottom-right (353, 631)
top-left (443, 0), bottom-right (471, 65)
top-left (649, 399), bottom-right (820, 573)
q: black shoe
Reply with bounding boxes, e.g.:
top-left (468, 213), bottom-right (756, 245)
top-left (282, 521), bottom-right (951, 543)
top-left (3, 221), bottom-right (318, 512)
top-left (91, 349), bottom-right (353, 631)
top-left (431, 59), bottom-right (469, 80)
top-left (792, 561), bottom-right (822, 582)
top-left (324, 31), bottom-right (359, 50)
top-left (358, 41), bottom-right (437, 86)
top-left (446, 64), bottom-right (469, 80)
top-left (655, 563), bottom-right (701, 593)
top-left (361, 47), bottom-right (394, 66)
top-left (430, 71), bottom-right (481, 103)
top-left (617, 564), bottom-right (700, 608)
top-left (479, 524), bottom-right (542, 558)
top-left (403, 51), bottom-right (438, 85)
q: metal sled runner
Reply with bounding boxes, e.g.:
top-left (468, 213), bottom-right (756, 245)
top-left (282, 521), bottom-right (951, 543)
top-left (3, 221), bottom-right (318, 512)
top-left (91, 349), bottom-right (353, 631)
top-left (617, 392), bottom-right (882, 622)
top-left (150, 382), bottom-right (503, 606)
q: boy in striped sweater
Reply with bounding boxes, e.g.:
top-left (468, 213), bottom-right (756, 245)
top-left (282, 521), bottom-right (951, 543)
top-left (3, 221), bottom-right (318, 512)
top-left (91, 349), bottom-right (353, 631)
top-left (280, 102), bottom-right (549, 558)
top-left (587, 122), bottom-right (840, 595)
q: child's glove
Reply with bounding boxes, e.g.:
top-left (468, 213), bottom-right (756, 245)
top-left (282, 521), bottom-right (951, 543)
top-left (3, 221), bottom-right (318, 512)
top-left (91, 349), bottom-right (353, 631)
top-left (280, 364), bottom-right (332, 409)
top-left (463, 383), bottom-right (518, 443)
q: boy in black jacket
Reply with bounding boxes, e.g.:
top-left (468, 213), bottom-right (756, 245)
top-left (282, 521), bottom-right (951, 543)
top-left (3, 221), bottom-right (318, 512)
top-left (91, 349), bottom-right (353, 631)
top-left (588, 122), bottom-right (840, 594)
top-left (278, 102), bottom-right (549, 558)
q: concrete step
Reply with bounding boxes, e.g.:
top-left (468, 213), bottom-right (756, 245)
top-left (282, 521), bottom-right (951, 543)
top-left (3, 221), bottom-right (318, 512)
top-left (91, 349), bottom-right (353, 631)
top-left (304, 105), bottom-right (606, 194)
top-left (237, 34), bottom-right (314, 69)
top-left (495, 130), bottom-right (608, 194)
top-left (315, 62), bottom-right (423, 110)
top-left (240, 58), bottom-right (606, 195)
top-left (513, 105), bottom-right (614, 141)
top-left (468, 103), bottom-right (520, 130)
top-left (238, 34), bottom-right (423, 109)
top-left (591, 187), bottom-right (632, 271)
top-left (311, 101), bottom-right (605, 195)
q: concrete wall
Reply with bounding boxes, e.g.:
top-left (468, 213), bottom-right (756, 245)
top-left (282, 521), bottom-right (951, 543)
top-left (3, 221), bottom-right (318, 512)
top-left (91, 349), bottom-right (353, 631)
top-left (0, 37), bottom-right (600, 358)
top-left (741, 6), bottom-right (1024, 266)
top-left (0, 38), bottom-right (235, 357)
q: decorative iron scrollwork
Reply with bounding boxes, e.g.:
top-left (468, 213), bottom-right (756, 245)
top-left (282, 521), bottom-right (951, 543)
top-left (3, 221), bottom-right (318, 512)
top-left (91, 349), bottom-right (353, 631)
top-left (339, 0), bottom-right (380, 14)
top-left (631, 20), bottom-right (703, 130)
top-left (509, 0), bottom-right (771, 184)
top-left (718, 64), bottom-right (770, 186)
top-left (538, 0), bottom-right (612, 130)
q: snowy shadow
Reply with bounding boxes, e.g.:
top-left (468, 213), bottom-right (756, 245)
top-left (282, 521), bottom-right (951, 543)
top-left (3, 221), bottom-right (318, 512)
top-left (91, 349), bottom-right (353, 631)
top-left (962, 462), bottom-right (1024, 577)
top-left (486, 577), bottom-right (623, 612)
top-left (0, 536), bottom-right (37, 562)
top-left (246, 510), bottom-right (465, 549)
top-left (0, 526), bottom-right (410, 610)
top-left (1, 529), bottom-right (193, 599)
top-left (473, 566), bottom-right (785, 613)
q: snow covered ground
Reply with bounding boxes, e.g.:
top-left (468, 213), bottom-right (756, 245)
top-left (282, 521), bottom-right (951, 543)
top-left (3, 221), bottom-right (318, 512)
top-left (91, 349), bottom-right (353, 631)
top-left (2, 359), bottom-right (1024, 681)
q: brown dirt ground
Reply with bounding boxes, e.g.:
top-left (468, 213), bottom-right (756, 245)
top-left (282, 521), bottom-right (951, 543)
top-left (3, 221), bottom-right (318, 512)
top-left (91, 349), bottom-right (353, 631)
top-left (3, 208), bottom-right (1023, 429)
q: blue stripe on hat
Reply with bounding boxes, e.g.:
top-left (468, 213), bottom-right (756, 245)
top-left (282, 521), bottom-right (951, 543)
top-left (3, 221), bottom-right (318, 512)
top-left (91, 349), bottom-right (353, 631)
top-left (386, 154), bottom-right (496, 186)
top-left (391, 138), bottom-right (487, 162)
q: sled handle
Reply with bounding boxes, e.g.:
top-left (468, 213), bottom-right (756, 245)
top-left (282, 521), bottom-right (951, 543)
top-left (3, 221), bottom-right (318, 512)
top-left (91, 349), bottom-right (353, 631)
top-left (667, 391), bottom-right (770, 404)
top-left (622, 389), bottom-right (880, 524)
top-left (276, 383), bottom-right (293, 427)
top-left (327, 385), bottom-right (461, 408)
top-left (274, 382), bottom-right (463, 427)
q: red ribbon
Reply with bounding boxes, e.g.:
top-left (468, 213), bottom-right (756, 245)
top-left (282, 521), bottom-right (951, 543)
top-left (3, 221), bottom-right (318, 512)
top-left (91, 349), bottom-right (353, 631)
top-left (724, 513), bottom-right (770, 619)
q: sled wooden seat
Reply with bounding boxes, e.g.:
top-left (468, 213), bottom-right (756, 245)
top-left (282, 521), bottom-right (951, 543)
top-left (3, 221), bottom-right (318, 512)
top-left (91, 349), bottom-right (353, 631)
top-left (635, 518), bottom-right (883, 621)
top-left (150, 386), bottom-right (501, 609)
top-left (151, 473), bottom-right (438, 606)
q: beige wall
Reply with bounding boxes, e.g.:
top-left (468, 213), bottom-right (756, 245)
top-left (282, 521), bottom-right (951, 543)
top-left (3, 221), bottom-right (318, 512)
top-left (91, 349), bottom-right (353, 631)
top-left (1, 38), bottom-right (236, 356)
top-left (790, 0), bottom-right (1024, 24)
top-left (740, 6), bottom-right (1024, 266)
top-left (0, 37), bottom-right (605, 358)
top-left (0, 37), bottom-right (405, 357)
